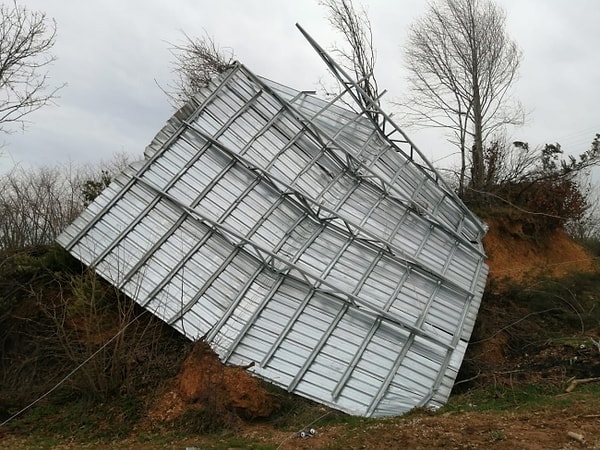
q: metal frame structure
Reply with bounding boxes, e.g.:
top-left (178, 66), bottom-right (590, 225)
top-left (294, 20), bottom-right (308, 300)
top-left (58, 27), bottom-right (488, 417)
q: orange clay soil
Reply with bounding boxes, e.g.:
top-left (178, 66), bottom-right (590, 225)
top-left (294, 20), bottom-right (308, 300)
top-left (483, 217), bottom-right (595, 283)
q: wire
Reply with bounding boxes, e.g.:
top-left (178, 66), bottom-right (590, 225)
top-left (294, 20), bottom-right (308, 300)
top-left (551, 125), bottom-right (599, 143)
top-left (0, 308), bottom-right (147, 429)
top-left (467, 186), bottom-right (568, 220)
top-left (276, 410), bottom-right (333, 449)
top-left (469, 307), bottom-right (562, 345)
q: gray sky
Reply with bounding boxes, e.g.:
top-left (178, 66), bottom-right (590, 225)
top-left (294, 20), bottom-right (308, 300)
top-left (2, 0), bottom-right (599, 179)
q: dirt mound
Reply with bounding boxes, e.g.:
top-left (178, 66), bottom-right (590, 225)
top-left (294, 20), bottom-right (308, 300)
top-left (483, 218), bottom-right (594, 282)
top-left (147, 341), bottom-right (277, 426)
top-left (179, 341), bottom-right (276, 418)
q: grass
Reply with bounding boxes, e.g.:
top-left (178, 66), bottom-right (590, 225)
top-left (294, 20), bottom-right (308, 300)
top-left (3, 395), bottom-right (143, 441)
top-left (2, 383), bottom-right (600, 449)
top-left (487, 429), bottom-right (507, 442)
top-left (443, 382), bottom-right (600, 414)
top-left (549, 335), bottom-right (598, 348)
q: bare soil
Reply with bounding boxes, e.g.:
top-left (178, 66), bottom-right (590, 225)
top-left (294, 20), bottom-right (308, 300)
top-left (252, 405), bottom-right (600, 450)
top-left (2, 395), bottom-right (600, 449)
top-left (483, 218), bottom-right (595, 282)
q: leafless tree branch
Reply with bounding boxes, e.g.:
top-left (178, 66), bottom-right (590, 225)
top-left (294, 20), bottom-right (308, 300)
top-left (321, 0), bottom-right (379, 120)
top-left (0, 3), bottom-right (63, 133)
top-left (401, 0), bottom-right (523, 195)
top-left (165, 31), bottom-right (235, 110)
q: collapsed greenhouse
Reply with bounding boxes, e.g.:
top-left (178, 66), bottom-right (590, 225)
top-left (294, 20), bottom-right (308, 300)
top-left (57, 26), bottom-right (489, 417)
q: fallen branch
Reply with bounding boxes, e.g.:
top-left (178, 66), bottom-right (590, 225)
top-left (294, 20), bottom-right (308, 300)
top-left (567, 431), bottom-right (585, 444)
top-left (565, 377), bottom-right (600, 393)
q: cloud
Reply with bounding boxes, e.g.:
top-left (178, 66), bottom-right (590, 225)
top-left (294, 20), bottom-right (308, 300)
top-left (3, 0), bottom-right (598, 184)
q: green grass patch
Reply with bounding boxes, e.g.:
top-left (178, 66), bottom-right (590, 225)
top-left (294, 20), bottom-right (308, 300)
top-left (445, 382), bottom-right (600, 414)
top-left (4, 395), bottom-right (143, 441)
top-left (487, 429), bottom-right (507, 442)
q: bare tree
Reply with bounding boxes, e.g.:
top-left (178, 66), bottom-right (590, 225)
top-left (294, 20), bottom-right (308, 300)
top-left (0, 153), bottom-right (131, 250)
top-left (0, 3), bottom-right (62, 134)
top-left (403, 0), bottom-right (523, 196)
top-left (321, 0), bottom-right (379, 119)
top-left (166, 32), bottom-right (234, 109)
top-left (0, 164), bottom-right (80, 249)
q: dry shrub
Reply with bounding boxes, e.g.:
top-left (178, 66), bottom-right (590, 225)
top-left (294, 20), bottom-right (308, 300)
top-left (0, 246), bottom-right (189, 406)
top-left (488, 178), bottom-right (588, 234)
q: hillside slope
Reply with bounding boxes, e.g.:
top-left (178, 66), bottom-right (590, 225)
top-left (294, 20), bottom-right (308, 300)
top-left (483, 217), bottom-right (595, 282)
top-left (0, 220), bottom-right (599, 449)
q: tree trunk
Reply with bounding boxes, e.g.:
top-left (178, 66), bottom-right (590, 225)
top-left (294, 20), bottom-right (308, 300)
top-left (471, 96), bottom-right (485, 190)
top-left (470, 47), bottom-right (485, 191)
top-left (459, 136), bottom-right (467, 198)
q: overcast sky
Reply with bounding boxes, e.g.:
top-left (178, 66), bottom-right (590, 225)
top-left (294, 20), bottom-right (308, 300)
top-left (2, 0), bottom-right (599, 179)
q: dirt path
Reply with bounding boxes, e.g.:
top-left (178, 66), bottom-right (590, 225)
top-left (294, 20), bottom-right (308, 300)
top-left (2, 401), bottom-right (599, 450)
